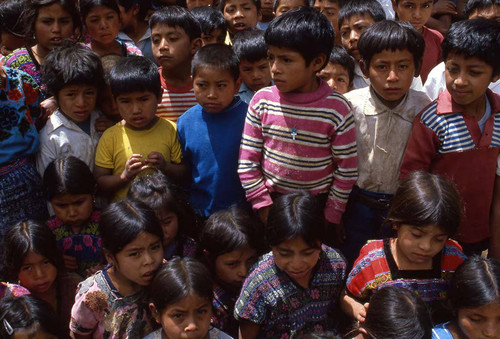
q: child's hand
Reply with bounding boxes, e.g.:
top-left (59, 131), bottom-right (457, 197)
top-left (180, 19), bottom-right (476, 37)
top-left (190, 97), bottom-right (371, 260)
top-left (37, 96), bottom-right (58, 129)
top-left (145, 152), bottom-right (167, 171)
top-left (432, 0), bottom-right (457, 15)
top-left (120, 154), bottom-right (149, 182)
top-left (63, 254), bottom-right (78, 271)
top-left (341, 290), bottom-right (369, 323)
top-left (258, 205), bottom-right (271, 225)
top-left (95, 116), bottom-right (115, 135)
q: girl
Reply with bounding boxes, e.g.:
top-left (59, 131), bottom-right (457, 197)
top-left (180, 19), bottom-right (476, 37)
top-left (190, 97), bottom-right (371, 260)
top-left (145, 257), bottom-right (233, 339)
top-left (43, 156), bottom-right (103, 278)
top-left (0, 295), bottom-right (64, 338)
top-left (70, 198), bottom-right (164, 338)
top-left (79, 0), bottom-right (143, 57)
top-left (128, 171), bottom-right (198, 260)
top-left (432, 256), bottom-right (500, 339)
top-left (235, 192), bottom-right (347, 338)
top-left (341, 171), bottom-right (467, 324)
top-left (195, 206), bottom-right (264, 337)
top-left (1, 220), bottom-right (81, 338)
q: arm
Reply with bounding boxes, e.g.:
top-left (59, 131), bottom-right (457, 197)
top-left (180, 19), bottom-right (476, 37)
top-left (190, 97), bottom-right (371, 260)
top-left (94, 154), bottom-right (147, 196)
top-left (340, 289), bottom-right (369, 322)
top-left (238, 320), bottom-right (261, 339)
top-left (489, 173), bottom-right (500, 260)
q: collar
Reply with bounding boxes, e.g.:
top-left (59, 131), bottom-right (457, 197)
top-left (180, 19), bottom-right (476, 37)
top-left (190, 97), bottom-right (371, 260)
top-left (274, 79), bottom-right (333, 105)
top-left (359, 86), bottom-right (414, 121)
top-left (46, 109), bottom-right (100, 134)
top-left (436, 88), bottom-right (500, 115)
top-left (238, 82), bottom-right (253, 94)
top-left (116, 28), bottom-right (151, 43)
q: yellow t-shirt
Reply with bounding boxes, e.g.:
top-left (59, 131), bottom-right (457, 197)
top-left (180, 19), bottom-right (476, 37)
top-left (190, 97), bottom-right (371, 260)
top-left (95, 118), bottom-right (182, 201)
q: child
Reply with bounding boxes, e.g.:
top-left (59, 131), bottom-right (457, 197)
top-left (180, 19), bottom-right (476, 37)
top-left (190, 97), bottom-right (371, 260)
top-left (313, 0), bottom-right (342, 44)
top-left (43, 157), bottom-right (103, 278)
top-left (70, 199), bottom-right (164, 338)
top-left (258, 0), bottom-right (274, 30)
top-left (400, 19), bottom-right (500, 256)
top-left (94, 56), bottom-right (185, 202)
top-left (341, 20), bottom-right (431, 266)
top-left (37, 44), bottom-right (106, 176)
top-left (150, 6), bottom-right (202, 122)
top-left (219, 0), bottom-right (262, 42)
top-left (273, 0), bottom-right (309, 17)
top-left (196, 207), bottom-right (264, 337)
top-left (178, 44), bottom-right (248, 217)
top-left (319, 45), bottom-right (356, 95)
top-left (1, 220), bottom-right (81, 337)
top-left (79, 0), bottom-right (143, 57)
top-left (145, 258), bottom-right (232, 339)
top-left (341, 171), bottom-right (466, 323)
top-left (191, 6), bottom-right (228, 46)
top-left (432, 256), bottom-right (500, 338)
top-left (238, 7), bottom-right (357, 238)
top-left (233, 29), bottom-right (272, 104)
top-left (0, 0), bottom-right (26, 59)
top-left (235, 192), bottom-right (347, 338)
top-left (127, 171), bottom-right (198, 260)
top-left (393, 0), bottom-right (443, 83)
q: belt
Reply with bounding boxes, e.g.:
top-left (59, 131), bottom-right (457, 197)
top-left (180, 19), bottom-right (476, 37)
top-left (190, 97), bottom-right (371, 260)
top-left (356, 190), bottom-right (392, 210)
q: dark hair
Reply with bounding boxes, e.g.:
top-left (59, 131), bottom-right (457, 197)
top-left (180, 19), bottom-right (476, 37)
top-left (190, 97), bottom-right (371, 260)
top-left (191, 6), bottom-right (227, 36)
top-left (442, 18), bottom-right (500, 77)
top-left (149, 5), bottom-right (202, 41)
top-left (449, 256), bottom-right (500, 314)
top-left (265, 7), bottom-right (334, 68)
top-left (109, 56), bottom-right (162, 98)
top-left (192, 44), bottom-right (240, 81)
top-left (338, 0), bottom-right (386, 29)
top-left (273, 0), bottom-right (310, 14)
top-left (266, 192), bottom-right (326, 249)
top-left (117, 0), bottom-right (152, 21)
top-left (233, 29), bottom-right (267, 63)
top-left (0, 295), bottom-right (64, 338)
top-left (196, 206), bottom-right (264, 274)
top-left (329, 45), bottom-right (356, 85)
top-left (100, 199), bottom-right (163, 255)
top-left (386, 171), bottom-right (462, 236)
top-left (80, 0), bottom-right (120, 22)
top-left (0, 0), bottom-right (25, 37)
top-left (361, 286), bottom-right (433, 339)
top-left (463, 0), bottom-right (500, 18)
top-left (219, 0), bottom-right (261, 13)
top-left (41, 43), bottom-right (106, 98)
top-left (1, 220), bottom-right (62, 283)
top-left (358, 20), bottom-right (424, 70)
top-left (150, 257), bottom-right (213, 311)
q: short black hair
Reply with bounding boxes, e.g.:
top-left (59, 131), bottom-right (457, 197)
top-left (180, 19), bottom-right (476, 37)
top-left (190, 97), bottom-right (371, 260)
top-left (219, 0), bottom-right (261, 13)
top-left (442, 18), bottom-right (500, 77)
top-left (0, 0), bottom-right (24, 37)
top-left (191, 6), bottom-right (227, 37)
top-left (149, 5), bottom-right (202, 41)
top-left (192, 44), bottom-right (240, 81)
top-left (338, 0), bottom-right (386, 29)
top-left (41, 43), bottom-right (106, 98)
top-left (358, 20), bottom-right (425, 70)
top-left (265, 7), bottom-right (334, 68)
top-left (109, 56), bottom-right (162, 98)
top-left (272, 0), bottom-right (309, 13)
top-left (463, 0), bottom-right (500, 18)
top-left (328, 45), bottom-right (356, 85)
top-left (233, 29), bottom-right (267, 63)
top-left (117, 0), bottom-right (151, 21)
top-left (79, 0), bottom-right (120, 22)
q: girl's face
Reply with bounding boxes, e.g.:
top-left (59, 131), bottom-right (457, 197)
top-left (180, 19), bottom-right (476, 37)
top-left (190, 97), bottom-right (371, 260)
top-left (34, 3), bottom-right (74, 52)
top-left (85, 5), bottom-right (120, 45)
top-left (152, 293), bottom-right (212, 339)
top-left (156, 209), bottom-right (179, 246)
top-left (457, 302), bottom-right (500, 339)
top-left (18, 250), bottom-right (57, 296)
top-left (395, 224), bottom-right (448, 269)
top-left (271, 236), bottom-right (321, 288)
top-left (214, 246), bottom-right (257, 289)
top-left (50, 193), bottom-right (93, 228)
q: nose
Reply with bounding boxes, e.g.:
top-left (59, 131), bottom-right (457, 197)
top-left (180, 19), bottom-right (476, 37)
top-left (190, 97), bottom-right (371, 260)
top-left (52, 21), bottom-right (61, 33)
top-left (67, 204), bottom-right (78, 217)
top-left (271, 61), bottom-right (280, 75)
top-left (237, 263), bottom-right (247, 278)
top-left (483, 321), bottom-right (497, 337)
top-left (349, 30), bottom-right (359, 42)
top-left (99, 18), bottom-right (108, 29)
top-left (34, 265), bottom-right (45, 279)
top-left (327, 79), bottom-right (336, 90)
top-left (413, 7), bottom-right (422, 19)
top-left (251, 69), bottom-right (262, 80)
top-left (454, 72), bottom-right (468, 87)
top-left (418, 239), bottom-right (432, 251)
top-left (75, 93), bottom-right (86, 107)
top-left (235, 8), bottom-right (244, 18)
top-left (387, 69), bottom-right (399, 82)
top-left (184, 316), bottom-right (199, 332)
top-left (207, 85), bottom-right (217, 98)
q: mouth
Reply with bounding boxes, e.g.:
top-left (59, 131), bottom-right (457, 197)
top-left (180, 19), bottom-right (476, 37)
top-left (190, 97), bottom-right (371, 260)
top-left (233, 23), bottom-right (247, 30)
top-left (50, 37), bottom-right (63, 44)
top-left (35, 282), bottom-right (51, 292)
top-left (204, 103), bottom-right (221, 110)
top-left (287, 269), bottom-right (308, 278)
top-left (384, 87), bottom-right (402, 93)
top-left (132, 117), bottom-right (146, 125)
top-left (142, 270), bottom-right (156, 281)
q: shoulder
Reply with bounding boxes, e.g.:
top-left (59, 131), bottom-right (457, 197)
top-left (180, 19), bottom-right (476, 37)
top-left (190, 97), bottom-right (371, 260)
top-left (407, 89), bottom-right (432, 110)
top-left (432, 322), bottom-right (453, 339)
top-left (99, 122), bottom-right (123, 139)
top-left (178, 104), bottom-right (203, 125)
top-left (242, 252), bottom-right (278, 292)
top-left (423, 26), bottom-right (444, 41)
top-left (249, 86), bottom-right (277, 106)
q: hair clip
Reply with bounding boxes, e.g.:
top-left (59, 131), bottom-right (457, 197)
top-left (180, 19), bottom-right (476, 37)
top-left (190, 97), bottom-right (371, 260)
top-left (3, 318), bottom-right (13, 335)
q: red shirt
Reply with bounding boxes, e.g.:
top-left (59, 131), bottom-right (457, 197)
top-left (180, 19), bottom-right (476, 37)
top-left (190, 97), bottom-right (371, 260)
top-left (420, 26), bottom-right (443, 84)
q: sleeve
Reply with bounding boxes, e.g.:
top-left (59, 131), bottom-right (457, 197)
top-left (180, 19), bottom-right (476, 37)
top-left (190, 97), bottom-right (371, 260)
top-left (238, 98), bottom-right (272, 210)
top-left (234, 272), bottom-right (268, 325)
top-left (168, 122), bottom-right (182, 164)
top-left (95, 129), bottom-right (115, 169)
top-left (345, 243), bottom-right (379, 301)
top-left (69, 284), bottom-right (103, 336)
top-left (20, 72), bottom-right (42, 122)
top-left (36, 128), bottom-right (57, 176)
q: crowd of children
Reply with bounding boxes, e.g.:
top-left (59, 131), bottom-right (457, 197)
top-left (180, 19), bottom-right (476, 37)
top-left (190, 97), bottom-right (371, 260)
top-left (0, 0), bottom-right (499, 337)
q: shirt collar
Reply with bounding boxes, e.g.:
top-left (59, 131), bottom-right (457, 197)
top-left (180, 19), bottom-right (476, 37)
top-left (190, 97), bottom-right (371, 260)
top-left (47, 109), bottom-right (99, 134)
top-left (363, 86), bottom-right (412, 119)
top-left (437, 88), bottom-right (500, 115)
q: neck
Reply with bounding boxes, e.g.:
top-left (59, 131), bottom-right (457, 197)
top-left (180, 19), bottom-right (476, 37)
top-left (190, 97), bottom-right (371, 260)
top-left (463, 94), bottom-right (487, 120)
top-left (31, 44), bottom-right (49, 64)
top-left (107, 265), bottom-right (141, 296)
top-left (162, 67), bottom-right (192, 88)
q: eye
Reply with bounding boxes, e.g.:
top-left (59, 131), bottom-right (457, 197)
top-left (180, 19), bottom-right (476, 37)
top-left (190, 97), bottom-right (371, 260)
top-left (398, 64), bottom-right (409, 70)
top-left (128, 251), bottom-right (139, 257)
top-left (278, 251), bottom-right (290, 257)
top-left (217, 84), bottom-right (227, 89)
top-left (376, 65), bottom-right (388, 70)
top-left (411, 232), bottom-right (422, 238)
top-left (151, 244), bottom-right (162, 251)
top-left (197, 308), bottom-right (209, 315)
top-left (337, 77), bottom-right (346, 83)
top-left (21, 265), bottom-right (32, 272)
top-left (470, 70), bottom-right (483, 76)
top-left (60, 18), bottom-right (72, 24)
top-left (446, 66), bottom-right (458, 74)
top-left (43, 259), bottom-right (52, 265)
top-left (172, 313), bottom-right (184, 319)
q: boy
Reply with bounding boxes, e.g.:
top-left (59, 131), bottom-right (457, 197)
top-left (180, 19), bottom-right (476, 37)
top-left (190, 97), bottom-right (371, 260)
top-left (232, 29), bottom-right (272, 104)
top-left (37, 44), bottom-right (106, 176)
top-left (238, 8), bottom-right (357, 238)
top-left (258, 0), bottom-right (274, 29)
top-left (341, 20), bottom-right (430, 266)
top-left (191, 6), bottom-right (227, 46)
top-left (94, 56), bottom-right (186, 201)
top-left (313, 0), bottom-right (342, 44)
top-left (273, 0), bottom-right (309, 16)
top-left (177, 44), bottom-right (248, 218)
top-left (393, 0), bottom-right (443, 83)
top-left (150, 6), bottom-right (202, 123)
top-left (318, 45), bottom-right (356, 94)
top-left (401, 19), bottom-right (500, 255)
top-left (219, 0), bottom-right (262, 42)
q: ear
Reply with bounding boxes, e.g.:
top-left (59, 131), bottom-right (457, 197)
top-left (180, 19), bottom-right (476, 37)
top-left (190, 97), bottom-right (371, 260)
top-left (312, 54), bottom-right (327, 73)
top-left (234, 77), bottom-right (242, 94)
top-left (190, 37), bottom-right (202, 56)
top-left (149, 303), bottom-right (161, 324)
top-left (132, 3), bottom-right (140, 16)
top-left (104, 252), bottom-right (116, 266)
top-left (359, 59), bottom-right (369, 78)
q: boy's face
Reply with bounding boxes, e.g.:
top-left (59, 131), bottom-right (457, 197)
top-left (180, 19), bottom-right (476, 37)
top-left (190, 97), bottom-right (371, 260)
top-left (115, 91), bottom-right (160, 130)
top-left (362, 49), bottom-right (416, 109)
top-left (239, 58), bottom-right (272, 92)
top-left (275, 0), bottom-right (308, 16)
top-left (339, 13), bottom-right (375, 61)
top-left (58, 84), bottom-right (97, 123)
top-left (445, 53), bottom-right (499, 111)
top-left (260, 0), bottom-right (275, 20)
top-left (267, 45), bottom-right (326, 93)
top-left (85, 5), bottom-right (120, 46)
top-left (201, 28), bottom-right (226, 46)
top-left (186, 0), bottom-right (213, 10)
top-left (318, 62), bottom-right (351, 94)
top-left (468, 5), bottom-right (500, 21)
top-left (118, 4), bottom-right (138, 30)
top-left (314, 0), bottom-right (341, 43)
top-left (394, 0), bottom-right (433, 33)
top-left (193, 67), bottom-right (241, 113)
top-left (223, 0), bottom-right (262, 35)
top-left (151, 24), bottom-right (200, 71)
